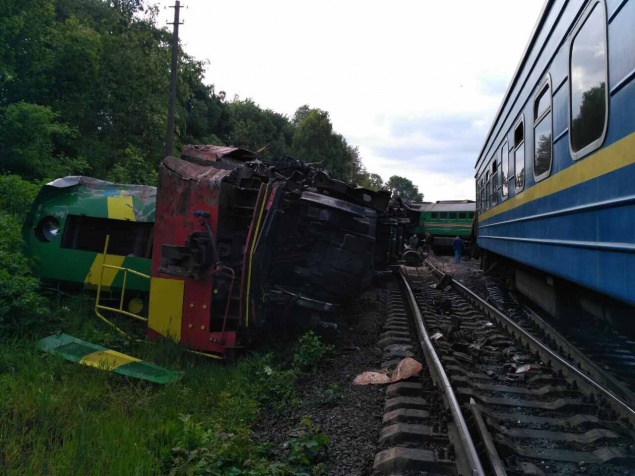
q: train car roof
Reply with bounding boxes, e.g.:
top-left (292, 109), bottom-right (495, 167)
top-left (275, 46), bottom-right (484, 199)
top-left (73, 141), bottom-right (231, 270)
top-left (475, 0), bottom-right (553, 177)
top-left (409, 200), bottom-right (476, 213)
top-left (46, 176), bottom-right (156, 198)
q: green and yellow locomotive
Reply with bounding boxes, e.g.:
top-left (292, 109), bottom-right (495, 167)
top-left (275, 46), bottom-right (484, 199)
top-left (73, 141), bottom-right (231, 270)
top-left (22, 176), bottom-right (155, 298)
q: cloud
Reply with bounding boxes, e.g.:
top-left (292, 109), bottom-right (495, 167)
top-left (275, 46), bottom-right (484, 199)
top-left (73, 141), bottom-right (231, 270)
top-left (362, 114), bottom-right (487, 174)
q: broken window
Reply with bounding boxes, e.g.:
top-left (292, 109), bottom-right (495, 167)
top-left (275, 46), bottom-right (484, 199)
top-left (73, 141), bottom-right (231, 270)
top-left (61, 215), bottom-right (153, 258)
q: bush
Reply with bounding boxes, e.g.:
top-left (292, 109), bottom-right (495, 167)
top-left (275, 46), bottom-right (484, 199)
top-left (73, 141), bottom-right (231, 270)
top-left (0, 102), bottom-right (80, 180)
top-left (168, 415), bottom-right (288, 476)
top-left (292, 332), bottom-right (333, 372)
top-left (168, 415), bottom-right (329, 476)
top-left (0, 174), bottom-right (40, 218)
top-left (0, 175), bottom-right (48, 334)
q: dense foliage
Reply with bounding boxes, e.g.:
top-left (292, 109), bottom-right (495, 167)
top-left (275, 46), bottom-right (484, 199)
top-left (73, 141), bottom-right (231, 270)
top-left (0, 176), bottom-right (48, 334)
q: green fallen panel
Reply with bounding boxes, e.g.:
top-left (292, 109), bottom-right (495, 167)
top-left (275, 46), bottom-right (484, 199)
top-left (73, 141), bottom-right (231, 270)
top-left (38, 333), bottom-right (182, 384)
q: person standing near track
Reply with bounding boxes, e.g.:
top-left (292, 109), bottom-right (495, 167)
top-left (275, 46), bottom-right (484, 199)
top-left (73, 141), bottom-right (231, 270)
top-left (453, 235), bottom-right (464, 264)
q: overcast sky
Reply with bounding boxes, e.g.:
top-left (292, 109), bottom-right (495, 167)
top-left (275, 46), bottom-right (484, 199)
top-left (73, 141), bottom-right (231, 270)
top-left (154, 0), bottom-right (545, 202)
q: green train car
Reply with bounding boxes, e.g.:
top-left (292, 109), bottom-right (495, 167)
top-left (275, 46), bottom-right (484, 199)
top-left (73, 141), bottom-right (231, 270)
top-left (408, 200), bottom-right (475, 248)
top-left (22, 176), bottom-right (156, 293)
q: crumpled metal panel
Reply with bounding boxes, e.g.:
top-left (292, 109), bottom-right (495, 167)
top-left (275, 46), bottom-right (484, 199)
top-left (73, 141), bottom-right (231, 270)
top-left (42, 175), bottom-right (156, 212)
top-left (313, 170), bottom-right (391, 212)
top-left (300, 191), bottom-right (368, 217)
top-left (180, 145), bottom-right (258, 168)
top-left (163, 155), bottom-right (232, 183)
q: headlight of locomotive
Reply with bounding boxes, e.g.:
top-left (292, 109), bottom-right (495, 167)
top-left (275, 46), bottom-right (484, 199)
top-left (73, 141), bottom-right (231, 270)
top-left (37, 216), bottom-right (61, 242)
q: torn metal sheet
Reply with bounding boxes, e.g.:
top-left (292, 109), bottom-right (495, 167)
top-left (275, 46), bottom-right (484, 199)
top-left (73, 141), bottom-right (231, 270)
top-left (38, 333), bottom-right (181, 384)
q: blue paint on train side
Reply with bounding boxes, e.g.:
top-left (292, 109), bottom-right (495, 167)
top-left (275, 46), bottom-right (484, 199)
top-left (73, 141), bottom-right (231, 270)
top-left (475, 0), bottom-right (635, 307)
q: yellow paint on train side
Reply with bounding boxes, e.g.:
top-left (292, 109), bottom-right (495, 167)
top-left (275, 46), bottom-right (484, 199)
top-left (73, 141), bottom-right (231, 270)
top-left (107, 193), bottom-right (136, 221)
top-left (84, 193), bottom-right (136, 286)
top-left (148, 277), bottom-right (184, 341)
top-left (480, 131), bottom-right (635, 222)
top-left (85, 253), bottom-right (126, 287)
top-left (79, 349), bottom-right (141, 370)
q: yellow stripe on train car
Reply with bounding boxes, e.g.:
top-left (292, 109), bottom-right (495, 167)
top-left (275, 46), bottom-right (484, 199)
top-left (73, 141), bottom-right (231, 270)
top-left (107, 193), bottom-right (136, 221)
top-left (79, 349), bottom-right (141, 370)
top-left (480, 131), bottom-right (635, 222)
top-left (84, 192), bottom-right (137, 286)
top-left (85, 253), bottom-right (126, 287)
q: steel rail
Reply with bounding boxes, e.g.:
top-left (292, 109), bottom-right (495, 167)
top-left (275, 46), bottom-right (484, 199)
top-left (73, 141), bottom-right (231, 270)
top-left (524, 305), bottom-right (635, 404)
top-left (426, 261), bottom-right (635, 427)
top-left (398, 267), bottom-right (485, 476)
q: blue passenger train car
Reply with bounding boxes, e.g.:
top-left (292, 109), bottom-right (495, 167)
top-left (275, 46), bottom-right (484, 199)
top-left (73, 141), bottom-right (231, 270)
top-left (475, 0), bottom-right (635, 318)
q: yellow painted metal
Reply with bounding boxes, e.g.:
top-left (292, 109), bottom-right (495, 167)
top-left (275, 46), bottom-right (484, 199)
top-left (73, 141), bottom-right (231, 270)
top-left (107, 193), bottom-right (136, 221)
top-left (79, 349), bottom-right (141, 370)
top-left (245, 184), bottom-right (270, 327)
top-left (148, 277), bottom-right (185, 342)
top-left (481, 131), bottom-right (635, 222)
top-left (185, 348), bottom-right (224, 360)
top-left (128, 297), bottom-right (144, 314)
top-left (85, 253), bottom-right (125, 287)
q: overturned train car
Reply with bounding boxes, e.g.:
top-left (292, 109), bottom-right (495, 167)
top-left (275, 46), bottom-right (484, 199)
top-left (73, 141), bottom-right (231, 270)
top-left (146, 146), bottom-right (393, 356)
top-left (22, 176), bottom-right (155, 299)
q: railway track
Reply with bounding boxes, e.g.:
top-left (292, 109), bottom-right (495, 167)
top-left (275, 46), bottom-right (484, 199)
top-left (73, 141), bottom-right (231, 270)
top-left (372, 265), bottom-right (635, 476)
top-left (373, 279), bottom-right (484, 475)
top-left (474, 270), bottom-right (635, 406)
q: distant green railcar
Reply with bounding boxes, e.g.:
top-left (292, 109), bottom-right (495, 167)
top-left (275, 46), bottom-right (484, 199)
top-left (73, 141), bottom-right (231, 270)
top-left (408, 200), bottom-right (475, 248)
top-left (22, 176), bottom-right (156, 293)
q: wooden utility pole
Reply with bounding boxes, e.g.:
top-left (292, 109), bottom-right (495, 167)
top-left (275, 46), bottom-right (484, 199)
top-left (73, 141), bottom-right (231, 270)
top-left (164, 1), bottom-right (184, 157)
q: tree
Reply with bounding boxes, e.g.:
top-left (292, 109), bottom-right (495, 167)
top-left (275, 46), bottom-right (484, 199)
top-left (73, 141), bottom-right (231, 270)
top-left (292, 105), bottom-right (311, 125)
top-left (385, 175), bottom-right (423, 202)
top-left (291, 108), bottom-right (354, 180)
top-left (0, 102), bottom-right (82, 179)
top-left (0, 0), bottom-right (374, 189)
top-left (225, 98), bottom-right (292, 158)
top-left (367, 173), bottom-right (385, 191)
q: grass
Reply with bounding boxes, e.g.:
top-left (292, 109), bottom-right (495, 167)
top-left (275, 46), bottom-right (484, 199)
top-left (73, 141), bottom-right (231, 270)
top-left (0, 294), bottom-right (331, 475)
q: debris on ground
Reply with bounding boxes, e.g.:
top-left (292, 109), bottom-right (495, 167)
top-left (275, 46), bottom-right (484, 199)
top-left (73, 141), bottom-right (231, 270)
top-left (38, 333), bottom-right (182, 384)
top-left (353, 357), bottom-right (423, 385)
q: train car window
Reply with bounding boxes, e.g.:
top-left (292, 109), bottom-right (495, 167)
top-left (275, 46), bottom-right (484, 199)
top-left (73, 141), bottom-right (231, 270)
top-left (514, 119), bottom-right (525, 192)
top-left (485, 172), bottom-right (490, 210)
top-left (501, 141), bottom-right (509, 198)
top-left (439, 212), bottom-right (448, 219)
top-left (458, 212), bottom-right (466, 219)
top-left (449, 212), bottom-right (457, 219)
top-left (491, 158), bottom-right (498, 206)
top-left (468, 212), bottom-right (474, 219)
top-left (569, 1), bottom-right (608, 159)
top-left (431, 212), bottom-right (438, 218)
top-left (61, 215), bottom-right (153, 258)
top-left (476, 179), bottom-right (481, 212)
top-left (534, 79), bottom-right (552, 180)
